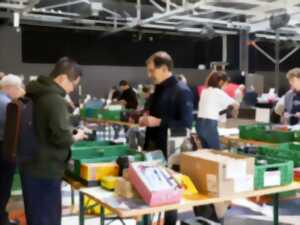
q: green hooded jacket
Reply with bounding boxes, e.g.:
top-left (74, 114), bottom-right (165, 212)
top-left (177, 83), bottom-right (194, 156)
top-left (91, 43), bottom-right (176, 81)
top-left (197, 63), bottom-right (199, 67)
top-left (22, 76), bottom-right (74, 179)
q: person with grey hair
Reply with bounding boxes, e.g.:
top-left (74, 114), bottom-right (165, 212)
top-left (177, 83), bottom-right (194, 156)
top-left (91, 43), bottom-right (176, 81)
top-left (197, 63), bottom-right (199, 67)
top-left (0, 72), bottom-right (5, 80)
top-left (0, 74), bottom-right (25, 225)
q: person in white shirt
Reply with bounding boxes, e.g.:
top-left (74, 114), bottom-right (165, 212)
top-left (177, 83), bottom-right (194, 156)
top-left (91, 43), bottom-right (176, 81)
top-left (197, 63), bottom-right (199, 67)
top-left (196, 71), bottom-right (239, 149)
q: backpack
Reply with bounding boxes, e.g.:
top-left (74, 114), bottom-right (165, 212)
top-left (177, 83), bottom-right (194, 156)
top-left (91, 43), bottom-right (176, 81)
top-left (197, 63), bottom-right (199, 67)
top-left (2, 100), bottom-right (21, 162)
top-left (3, 97), bottom-right (40, 163)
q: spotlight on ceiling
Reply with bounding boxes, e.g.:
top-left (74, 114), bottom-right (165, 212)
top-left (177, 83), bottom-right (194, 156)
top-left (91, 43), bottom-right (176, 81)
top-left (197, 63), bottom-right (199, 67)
top-left (199, 24), bottom-right (217, 40)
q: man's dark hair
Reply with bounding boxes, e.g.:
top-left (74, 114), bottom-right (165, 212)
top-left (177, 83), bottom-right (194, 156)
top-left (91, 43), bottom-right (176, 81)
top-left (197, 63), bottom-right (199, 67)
top-left (142, 85), bottom-right (151, 94)
top-left (50, 57), bottom-right (82, 81)
top-left (119, 80), bottom-right (129, 86)
top-left (146, 51), bottom-right (174, 71)
top-left (206, 71), bottom-right (228, 88)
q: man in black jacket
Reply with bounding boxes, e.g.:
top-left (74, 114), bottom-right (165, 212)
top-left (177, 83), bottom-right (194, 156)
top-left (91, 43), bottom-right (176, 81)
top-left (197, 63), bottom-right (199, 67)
top-left (119, 80), bottom-right (138, 110)
top-left (139, 51), bottom-right (193, 225)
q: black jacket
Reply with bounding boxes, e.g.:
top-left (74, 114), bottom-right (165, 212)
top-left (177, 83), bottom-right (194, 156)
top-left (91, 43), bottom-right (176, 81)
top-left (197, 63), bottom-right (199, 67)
top-left (144, 76), bottom-right (193, 156)
top-left (23, 76), bottom-right (74, 179)
top-left (119, 88), bottom-right (138, 110)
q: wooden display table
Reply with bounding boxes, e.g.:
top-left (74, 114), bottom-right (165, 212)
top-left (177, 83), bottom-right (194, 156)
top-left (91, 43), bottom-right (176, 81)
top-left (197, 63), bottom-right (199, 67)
top-left (220, 135), bottom-right (279, 148)
top-left (63, 175), bottom-right (88, 215)
top-left (84, 118), bottom-right (139, 128)
top-left (79, 182), bottom-right (300, 225)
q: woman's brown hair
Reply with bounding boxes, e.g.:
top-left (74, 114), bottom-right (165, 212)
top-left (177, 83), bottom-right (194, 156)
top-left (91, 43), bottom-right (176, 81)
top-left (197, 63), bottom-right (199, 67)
top-left (205, 71), bottom-right (228, 88)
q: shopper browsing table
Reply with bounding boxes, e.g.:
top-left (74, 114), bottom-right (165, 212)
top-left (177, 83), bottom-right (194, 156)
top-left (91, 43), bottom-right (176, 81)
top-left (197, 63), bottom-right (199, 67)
top-left (0, 74), bottom-right (25, 225)
top-left (197, 71), bottom-right (239, 149)
top-left (20, 57), bottom-right (87, 225)
top-left (118, 80), bottom-right (138, 110)
top-left (275, 68), bottom-right (300, 125)
top-left (139, 51), bottom-right (193, 225)
top-left (194, 71), bottom-right (239, 222)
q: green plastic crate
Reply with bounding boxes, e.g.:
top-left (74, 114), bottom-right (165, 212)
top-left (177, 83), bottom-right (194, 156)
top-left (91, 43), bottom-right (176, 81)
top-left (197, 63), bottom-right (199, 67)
top-left (72, 140), bottom-right (115, 148)
top-left (259, 131), bottom-right (295, 143)
top-left (80, 108), bottom-right (122, 121)
top-left (258, 143), bottom-right (300, 167)
top-left (82, 108), bottom-right (101, 118)
top-left (239, 124), bottom-right (300, 143)
top-left (97, 110), bottom-right (122, 121)
top-left (72, 142), bottom-right (124, 152)
top-left (280, 142), bottom-right (300, 151)
top-left (239, 124), bottom-right (267, 140)
top-left (71, 147), bottom-right (105, 159)
top-left (254, 156), bottom-right (294, 190)
top-left (68, 146), bottom-right (144, 180)
top-left (71, 144), bottom-right (129, 159)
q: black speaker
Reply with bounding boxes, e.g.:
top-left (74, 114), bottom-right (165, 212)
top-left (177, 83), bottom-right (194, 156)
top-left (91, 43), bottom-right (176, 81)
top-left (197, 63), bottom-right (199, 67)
top-left (270, 13), bottom-right (290, 30)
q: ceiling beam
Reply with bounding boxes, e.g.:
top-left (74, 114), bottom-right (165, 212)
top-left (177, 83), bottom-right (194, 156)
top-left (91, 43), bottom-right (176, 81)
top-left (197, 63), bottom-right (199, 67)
top-left (105, 1), bottom-right (209, 36)
top-left (248, 0), bottom-right (300, 23)
top-left (36, 0), bottom-right (90, 10)
top-left (171, 15), bottom-right (250, 29)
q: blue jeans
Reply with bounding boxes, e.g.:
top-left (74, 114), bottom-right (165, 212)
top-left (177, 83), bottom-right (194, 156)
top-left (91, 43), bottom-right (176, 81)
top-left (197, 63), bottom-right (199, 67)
top-left (196, 118), bottom-right (220, 149)
top-left (21, 173), bottom-right (62, 225)
top-left (195, 119), bottom-right (221, 222)
top-left (0, 147), bottom-right (16, 224)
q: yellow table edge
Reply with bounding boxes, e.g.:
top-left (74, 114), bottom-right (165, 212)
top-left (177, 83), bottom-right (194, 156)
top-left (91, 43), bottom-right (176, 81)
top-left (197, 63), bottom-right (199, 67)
top-left (80, 182), bottom-right (300, 218)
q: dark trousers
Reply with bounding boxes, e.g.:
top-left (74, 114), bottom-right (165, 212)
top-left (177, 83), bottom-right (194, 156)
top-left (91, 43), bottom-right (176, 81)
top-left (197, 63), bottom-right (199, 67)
top-left (196, 118), bottom-right (220, 149)
top-left (20, 173), bottom-right (62, 225)
top-left (0, 148), bottom-right (16, 225)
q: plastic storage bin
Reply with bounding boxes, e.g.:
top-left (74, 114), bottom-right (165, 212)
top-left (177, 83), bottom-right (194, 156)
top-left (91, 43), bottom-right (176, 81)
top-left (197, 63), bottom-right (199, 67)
top-left (72, 140), bottom-right (115, 148)
top-left (80, 108), bottom-right (123, 121)
top-left (239, 124), bottom-right (300, 143)
top-left (239, 124), bottom-right (267, 140)
top-left (67, 145), bottom-right (144, 185)
top-left (254, 156), bottom-right (293, 190)
top-left (258, 143), bottom-right (300, 167)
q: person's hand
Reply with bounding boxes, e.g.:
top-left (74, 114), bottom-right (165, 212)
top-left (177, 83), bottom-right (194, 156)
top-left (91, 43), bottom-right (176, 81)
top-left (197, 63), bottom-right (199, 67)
top-left (82, 126), bottom-right (92, 134)
top-left (231, 103), bottom-right (240, 118)
top-left (73, 129), bottom-right (88, 141)
top-left (295, 112), bottom-right (300, 118)
top-left (284, 112), bottom-right (290, 119)
top-left (139, 116), bottom-right (161, 127)
top-left (119, 100), bottom-right (127, 106)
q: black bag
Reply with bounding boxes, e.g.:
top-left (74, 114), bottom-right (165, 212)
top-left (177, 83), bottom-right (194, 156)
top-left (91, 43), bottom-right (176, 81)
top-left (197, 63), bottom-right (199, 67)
top-left (3, 97), bottom-right (40, 163)
top-left (2, 100), bottom-right (21, 162)
top-left (17, 97), bottom-right (40, 163)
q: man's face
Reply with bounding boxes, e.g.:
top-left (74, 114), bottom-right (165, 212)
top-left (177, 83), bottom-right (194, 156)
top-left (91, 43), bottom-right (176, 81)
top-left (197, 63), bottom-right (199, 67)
top-left (120, 85), bottom-right (127, 92)
top-left (59, 75), bottom-right (80, 94)
top-left (3, 86), bottom-right (25, 99)
top-left (289, 77), bottom-right (300, 92)
top-left (147, 61), bottom-right (168, 85)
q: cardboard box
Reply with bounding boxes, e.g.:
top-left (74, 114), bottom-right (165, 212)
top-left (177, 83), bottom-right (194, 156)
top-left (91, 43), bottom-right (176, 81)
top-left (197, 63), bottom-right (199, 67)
top-left (128, 161), bottom-right (183, 206)
top-left (80, 163), bottom-right (119, 181)
top-left (115, 177), bottom-right (138, 199)
top-left (180, 150), bottom-right (255, 197)
top-left (255, 108), bottom-right (271, 123)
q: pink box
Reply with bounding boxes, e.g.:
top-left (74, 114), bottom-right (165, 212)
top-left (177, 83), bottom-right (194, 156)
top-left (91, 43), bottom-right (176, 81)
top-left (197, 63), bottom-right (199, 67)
top-left (128, 162), bottom-right (183, 207)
